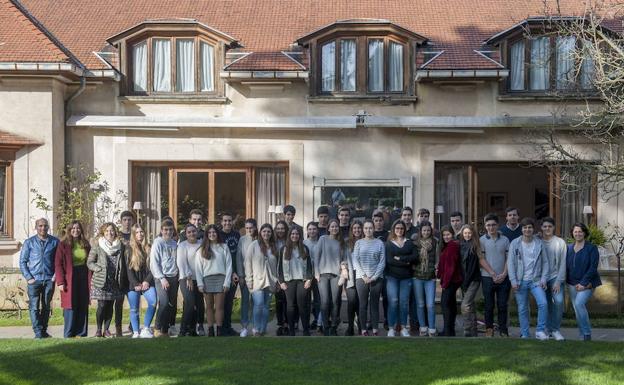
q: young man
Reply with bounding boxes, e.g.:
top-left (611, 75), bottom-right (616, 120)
top-left (372, 211), bottom-right (388, 242)
top-left (283, 205), bottom-right (302, 230)
top-left (400, 206), bottom-right (419, 334)
top-left (219, 213), bottom-right (241, 336)
top-left (179, 209), bottom-right (204, 242)
top-left (500, 207), bottom-right (522, 242)
top-left (119, 210), bottom-right (135, 242)
top-left (416, 208), bottom-right (430, 227)
top-left (338, 206), bottom-right (351, 239)
top-left (540, 217), bottom-right (567, 341)
top-left (479, 213), bottom-right (511, 337)
top-left (449, 211), bottom-right (464, 239)
top-left (19, 218), bottom-right (59, 339)
top-left (401, 207), bottom-right (418, 241)
top-left (316, 205), bottom-right (330, 237)
top-left (507, 217), bottom-right (549, 340)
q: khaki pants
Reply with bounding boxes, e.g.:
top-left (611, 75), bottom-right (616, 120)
top-left (461, 281), bottom-right (480, 336)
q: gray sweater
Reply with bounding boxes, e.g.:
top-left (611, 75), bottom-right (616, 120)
top-left (352, 238), bottom-right (386, 280)
top-left (312, 235), bottom-right (347, 276)
top-left (244, 240), bottom-right (278, 292)
top-left (541, 236), bottom-right (567, 284)
top-left (236, 235), bottom-right (255, 278)
top-left (150, 237), bottom-right (179, 280)
top-left (507, 237), bottom-right (549, 287)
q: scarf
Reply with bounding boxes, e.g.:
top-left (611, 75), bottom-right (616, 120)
top-left (418, 238), bottom-right (433, 274)
top-left (98, 237), bottom-right (121, 256)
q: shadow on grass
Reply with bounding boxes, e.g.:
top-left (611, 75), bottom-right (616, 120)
top-left (0, 338), bottom-right (622, 385)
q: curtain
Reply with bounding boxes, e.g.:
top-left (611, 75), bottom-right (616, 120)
top-left (200, 42), bottom-right (214, 92)
top-left (580, 54), bottom-right (594, 90)
top-left (176, 40), bottom-right (195, 92)
top-left (132, 41), bottom-right (147, 92)
top-left (388, 42), bottom-right (403, 91)
top-left (255, 167), bottom-right (286, 226)
top-left (368, 39), bottom-right (384, 92)
top-left (560, 172), bottom-right (592, 238)
top-left (137, 168), bottom-right (162, 242)
top-left (434, 166), bottom-right (467, 227)
top-left (556, 36), bottom-right (576, 90)
top-left (340, 39), bottom-right (356, 91)
top-left (510, 41), bottom-right (525, 90)
top-left (530, 37), bottom-right (550, 90)
top-left (153, 39), bottom-right (171, 92)
top-left (0, 166), bottom-right (5, 235)
top-left (321, 41), bottom-right (335, 92)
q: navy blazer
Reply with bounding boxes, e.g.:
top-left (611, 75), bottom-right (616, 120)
top-left (566, 242), bottom-right (602, 289)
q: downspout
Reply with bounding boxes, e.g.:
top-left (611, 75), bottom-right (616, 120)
top-left (64, 76), bottom-right (86, 168)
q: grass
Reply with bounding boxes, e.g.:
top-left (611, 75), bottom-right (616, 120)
top-left (0, 338), bottom-right (622, 385)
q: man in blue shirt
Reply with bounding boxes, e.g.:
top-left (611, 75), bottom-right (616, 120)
top-left (219, 213), bottom-right (240, 336)
top-left (19, 218), bottom-right (59, 339)
top-left (500, 207), bottom-right (522, 241)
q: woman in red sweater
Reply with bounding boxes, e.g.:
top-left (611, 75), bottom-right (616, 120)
top-left (436, 225), bottom-right (463, 336)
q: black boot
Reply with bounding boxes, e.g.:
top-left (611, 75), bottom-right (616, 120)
top-left (208, 326), bottom-right (215, 337)
top-left (216, 326), bottom-right (222, 337)
top-left (345, 326), bottom-right (354, 336)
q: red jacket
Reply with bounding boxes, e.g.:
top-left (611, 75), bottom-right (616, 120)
top-left (54, 241), bottom-right (91, 309)
top-left (436, 240), bottom-right (463, 289)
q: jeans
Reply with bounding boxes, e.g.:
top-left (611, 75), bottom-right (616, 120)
top-left (27, 279), bottom-right (55, 337)
top-left (285, 280), bottom-right (311, 334)
top-left (514, 280), bottom-right (547, 337)
top-left (481, 276), bottom-right (511, 334)
top-left (461, 280), bottom-right (480, 336)
top-left (385, 276), bottom-right (412, 327)
top-left (179, 279), bottom-right (198, 334)
top-left (239, 280), bottom-right (252, 328)
top-left (355, 278), bottom-right (383, 331)
top-left (155, 276), bottom-right (179, 333)
top-left (127, 287), bottom-right (157, 332)
top-left (252, 288), bottom-right (272, 333)
top-left (318, 274), bottom-right (342, 329)
top-left (223, 281), bottom-right (238, 330)
top-left (546, 278), bottom-right (565, 333)
top-left (63, 265), bottom-right (89, 338)
top-left (568, 284), bottom-right (594, 338)
top-left (413, 278), bottom-right (436, 330)
top-left (441, 282), bottom-right (459, 336)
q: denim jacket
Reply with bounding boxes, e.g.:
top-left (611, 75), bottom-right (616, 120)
top-left (19, 235), bottom-right (59, 281)
top-left (507, 237), bottom-right (549, 287)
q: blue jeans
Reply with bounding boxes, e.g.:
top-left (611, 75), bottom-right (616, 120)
top-left (127, 287), bottom-right (157, 332)
top-left (239, 280), bottom-right (252, 328)
top-left (568, 284), bottom-right (594, 338)
top-left (27, 279), bottom-right (55, 337)
top-left (545, 278), bottom-right (565, 333)
top-left (412, 278), bottom-right (436, 330)
top-left (252, 288), bottom-right (272, 333)
top-left (514, 280), bottom-right (547, 337)
top-left (386, 276), bottom-right (412, 327)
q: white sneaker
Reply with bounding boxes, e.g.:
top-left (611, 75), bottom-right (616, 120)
top-left (132, 332), bottom-right (140, 339)
top-left (535, 331), bottom-right (549, 340)
top-left (400, 327), bottom-right (411, 337)
top-left (139, 328), bottom-right (153, 338)
top-left (387, 329), bottom-right (396, 337)
top-left (240, 328), bottom-right (248, 337)
top-left (197, 324), bottom-right (206, 336)
top-left (551, 331), bottom-right (565, 341)
top-left (428, 328), bottom-right (437, 337)
top-left (168, 325), bottom-right (177, 337)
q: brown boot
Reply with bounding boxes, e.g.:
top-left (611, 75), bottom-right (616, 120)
top-left (485, 328), bottom-right (494, 337)
top-left (116, 326), bottom-right (123, 338)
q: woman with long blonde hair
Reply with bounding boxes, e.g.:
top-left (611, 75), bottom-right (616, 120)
top-left (458, 224), bottom-right (482, 337)
top-left (126, 223), bottom-right (156, 338)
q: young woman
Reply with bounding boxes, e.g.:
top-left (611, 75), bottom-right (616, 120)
top-left (437, 225), bottom-right (462, 337)
top-left (352, 220), bottom-right (385, 336)
top-left (236, 218), bottom-right (257, 337)
top-left (566, 222), bottom-right (601, 341)
top-left (313, 219), bottom-right (347, 336)
top-left (274, 220), bottom-right (289, 335)
top-left (303, 221), bottom-right (321, 331)
top-left (195, 225), bottom-right (232, 337)
top-left (126, 223), bottom-right (156, 338)
top-left (412, 221), bottom-right (438, 337)
top-left (344, 220), bottom-right (363, 336)
top-left (245, 223), bottom-right (278, 336)
top-left (55, 220), bottom-right (91, 338)
top-left (278, 226), bottom-right (314, 336)
top-left (458, 224), bottom-right (481, 337)
top-left (384, 220), bottom-right (414, 337)
top-left (150, 219), bottom-right (179, 337)
top-left (177, 224), bottom-right (203, 337)
top-left (87, 222), bottom-right (128, 338)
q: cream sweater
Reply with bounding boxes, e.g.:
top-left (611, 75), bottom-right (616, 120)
top-left (194, 243), bottom-right (233, 290)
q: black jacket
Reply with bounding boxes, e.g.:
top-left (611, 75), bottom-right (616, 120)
top-left (385, 240), bottom-right (415, 279)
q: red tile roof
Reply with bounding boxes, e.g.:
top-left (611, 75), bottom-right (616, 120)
top-left (225, 52), bottom-right (306, 71)
top-left (8, 0), bottom-right (623, 71)
top-left (0, 130), bottom-right (42, 146)
top-left (0, 0), bottom-right (70, 63)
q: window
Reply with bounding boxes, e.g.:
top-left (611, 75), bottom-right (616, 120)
top-left (388, 42), bottom-right (404, 91)
top-left (0, 162), bottom-right (12, 238)
top-left (340, 40), bottom-right (356, 91)
top-left (368, 39), bottom-right (384, 91)
top-left (321, 41), bottom-right (336, 92)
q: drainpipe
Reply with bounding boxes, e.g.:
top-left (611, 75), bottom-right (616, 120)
top-left (64, 76), bottom-right (86, 168)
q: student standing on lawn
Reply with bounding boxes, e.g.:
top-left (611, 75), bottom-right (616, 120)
top-left (385, 220), bottom-right (414, 337)
top-left (459, 224), bottom-right (481, 337)
top-left (283, 205), bottom-right (302, 231)
top-left (566, 222), bottom-right (602, 341)
top-left (119, 210), bottom-right (135, 242)
top-left (352, 220), bottom-right (386, 336)
top-left (150, 219), bottom-right (179, 337)
top-left (55, 220), bottom-right (90, 338)
top-left (273, 220), bottom-right (289, 335)
top-left (501, 207), bottom-right (522, 242)
top-left (401, 206), bottom-right (419, 334)
top-left (313, 218), bottom-right (347, 336)
top-left (373, 211), bottom-right (389, 331)
top-left (195, 224), bottom-right (232, 337)
top-left (540, 217), bottom-right (567, 341)
top-left (304, 221), bottom-right (322, 332)
top-left (317, 206), bottom-right (330, 237)
top-left (338, 207), bottom-right (351, 239)
top-left (437, 226), bottom-right (462, 337)
top-left (179, 209), bottom-right (204, 242)
top-left (126, 223), bottom-right (156, 338)
top-left (245, 223), bottom-right (278, 336)
top-left (177, 224), bottom-right (203, 337)
top-left (507, 217), bottom-right (549, 340)
top-left (278, 226), bottom-right (314, 336)
top-left (344, 220), bottom-right (363, 336)
top-left (449, 212), bottom-right (464, 239)
top-left (219, 213), bottom-right (240, 337)
top-left (237, 218), bottom-right (258, 337)
top-left (412, 221), bottom-right (438, 337)
top-left (479, 213), bottom-right (511, 337)
top-left (87, 222), bottom-right (128, 338)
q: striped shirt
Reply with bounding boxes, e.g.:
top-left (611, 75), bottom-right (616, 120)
top-left (352, 238), bottom-right (386, 280)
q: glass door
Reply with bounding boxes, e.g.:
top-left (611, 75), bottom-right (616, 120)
top-left (171, 170), bottom-right (210, 229)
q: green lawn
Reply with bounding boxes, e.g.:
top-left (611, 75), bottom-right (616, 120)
top-left (0, 338), bottom-right (621, 385)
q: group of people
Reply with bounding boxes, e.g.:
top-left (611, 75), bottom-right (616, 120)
top-left (19, 204), bottom-right (601, 341)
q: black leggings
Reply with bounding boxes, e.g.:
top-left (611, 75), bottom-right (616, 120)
top-left (275, 289), bottom-right (288, 327)
top-left (114, 297), bottom-right (124, 328)
top-left (285, 280), bottom-right (311, 334)
top-left (346, 285), bottom-right (360, 332)
top-left (356, 278), bottom-right (383, 331)
top-left (441, 282), bottom-right (460, 336)
top-left (96, 300), bottom-right (114, 332)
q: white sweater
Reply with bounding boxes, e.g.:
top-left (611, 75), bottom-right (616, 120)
top-left (176, 240), bottom-right (202, 281)
top-left (194, 243), bottom-right (233, 290)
